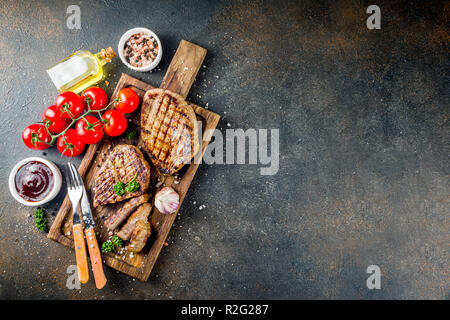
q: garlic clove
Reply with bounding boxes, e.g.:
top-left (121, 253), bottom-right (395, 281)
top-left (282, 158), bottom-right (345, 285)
top-left (155, 187), bottom-right (180, 214)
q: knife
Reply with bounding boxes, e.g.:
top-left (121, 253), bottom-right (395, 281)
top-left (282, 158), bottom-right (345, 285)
top-left (77, 167), bottom-right (107, 289)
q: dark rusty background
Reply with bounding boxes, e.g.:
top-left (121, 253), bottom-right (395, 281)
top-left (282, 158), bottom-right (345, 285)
top-left (0, 0), bottom-right (448, 299)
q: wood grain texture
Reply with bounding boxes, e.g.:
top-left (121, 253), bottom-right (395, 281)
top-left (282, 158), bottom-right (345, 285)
top-left (48, 40), bottom-right (220, 281)
top-left (161, 40), bottom-right (207, 98)
top-left (85, 227), bottom-right (107, 289)
top-left (72, 224), bottom-right (89, 284)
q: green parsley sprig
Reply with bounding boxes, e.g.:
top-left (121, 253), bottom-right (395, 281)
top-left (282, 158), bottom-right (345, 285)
top-left (112, 235), bottom-right (124, 248)
top-left (101, 241), bottom-right (114, 253)
top-left (113, 174), bottom-right (140, 195)
top-left (101, 235), bottom-right (124, 253)
top-left (34, 208), bottom-right (47, 232)
top-left (126, 129), bottom-right (138, 140)
top-left (125, 174), bottom-right (140, 193)
top-left (113, 181), bottom-right (126, 196)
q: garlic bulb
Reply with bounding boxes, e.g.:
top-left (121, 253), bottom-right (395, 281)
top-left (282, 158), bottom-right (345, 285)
top-left (155, 187), bottom-right (180, 214)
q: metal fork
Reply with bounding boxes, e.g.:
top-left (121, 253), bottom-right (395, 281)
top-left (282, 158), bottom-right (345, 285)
top-left (66, 163), bottom-right (89, 284)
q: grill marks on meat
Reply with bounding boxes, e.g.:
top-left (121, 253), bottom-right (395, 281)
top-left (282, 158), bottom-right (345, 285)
top-left (105, 193), bottom-right (150, 230)
top-left (141, 88), bottom-right (199, 175)
top-left (93, 145), bottom-right (151, 207)
top-left (117, 203), bottom-right (152, 240)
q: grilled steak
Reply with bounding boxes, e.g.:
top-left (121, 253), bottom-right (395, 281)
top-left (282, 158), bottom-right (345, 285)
top-left (93, 144), bottom-right (151, 207)
top-left (126, 220), bottom-right (151, 253)
top-left (141, 88), bottom-right (199, 175)
top-left (116, 202), bottom-right (152, 240)
top-left (105, 193), bottom-right (151, 230)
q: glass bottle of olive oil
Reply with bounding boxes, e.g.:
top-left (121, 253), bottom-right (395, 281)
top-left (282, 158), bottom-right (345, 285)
top-left (47, 47), bottom-right (116, 93)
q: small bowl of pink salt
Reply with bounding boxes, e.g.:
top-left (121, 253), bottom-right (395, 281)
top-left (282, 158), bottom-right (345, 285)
top-left (118, 27), bottom-right (162, 72)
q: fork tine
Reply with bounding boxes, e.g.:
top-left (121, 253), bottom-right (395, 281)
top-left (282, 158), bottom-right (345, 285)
top-left (68, 163), bottom-right (79, 188)
top-left (65, 164), bottom-right (73, 190)
top-left (70, 163), bottom-right (83, 187)
top-left (71, 163), bottom-right (81, 188)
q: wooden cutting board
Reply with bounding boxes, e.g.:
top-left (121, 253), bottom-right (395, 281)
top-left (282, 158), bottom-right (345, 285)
top-left (48, 40), bottom-right (220, 281)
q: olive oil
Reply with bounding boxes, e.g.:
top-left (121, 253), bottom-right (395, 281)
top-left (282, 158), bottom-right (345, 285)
top-left (47, 47), bottom-right (116, 93)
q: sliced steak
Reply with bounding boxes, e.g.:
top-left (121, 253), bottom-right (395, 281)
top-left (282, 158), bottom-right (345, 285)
top-left (93, 144), bottom-right (151, 207)
top-left (126, 220), bottom-right (151, 253)
top-left (105, 193), bottom-right (151, 230)
top-left (141, 88), bottom-right (199, 175)
top-left (116, 202), bottom-right (152, 240)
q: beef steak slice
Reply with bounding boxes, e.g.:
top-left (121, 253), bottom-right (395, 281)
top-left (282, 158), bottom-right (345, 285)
top-left (93, 144), bottom-right (151, 207)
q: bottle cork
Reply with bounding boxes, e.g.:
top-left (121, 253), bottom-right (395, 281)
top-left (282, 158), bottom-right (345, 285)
top-left (100, 47), bottom-right (117, 62)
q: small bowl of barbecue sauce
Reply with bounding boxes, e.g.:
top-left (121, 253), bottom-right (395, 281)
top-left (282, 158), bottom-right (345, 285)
top-left (9, 157), bottom-right (62, 206)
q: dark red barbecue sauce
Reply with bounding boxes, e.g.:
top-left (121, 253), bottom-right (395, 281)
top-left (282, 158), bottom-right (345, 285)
top-left (14, 161), bottom-right (54, 202)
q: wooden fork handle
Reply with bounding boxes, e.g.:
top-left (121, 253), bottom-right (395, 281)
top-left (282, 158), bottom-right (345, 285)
top-left (72, 223), bottom-right (89, 284)
top-left (85, 227), bottom-right (107, 289)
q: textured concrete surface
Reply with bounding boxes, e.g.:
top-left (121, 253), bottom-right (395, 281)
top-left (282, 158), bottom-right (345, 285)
top-left (0, 0), bottom-right (448, 299)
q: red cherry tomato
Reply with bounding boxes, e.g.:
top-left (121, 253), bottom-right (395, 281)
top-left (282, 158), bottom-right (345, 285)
top-left (114, 88), bottom-right (139, 114)
top-left (55, 91), bottom-right (85, 119)
top-left (22, 124), bottom-right (52, 150)
top-left (82, 87), bottom-right (109, 111)
top-left (102, 110), bottom-right (127, 137)
top-left (75, 116), bottom-right (104, 144)
top-left (57, 129), bottom-right (86, 157)
top-left (42, 105), bottom-right (71, 134)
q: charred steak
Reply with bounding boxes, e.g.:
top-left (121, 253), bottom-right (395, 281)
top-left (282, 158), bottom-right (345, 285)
top-left (105, 193), bottom-right (151, 230)
top-left (93, 145), bottom-right (151, 207)
top-left (116, 202), bottom-right (152, 240)
top-left (141, 88), bottom-right (199, 175)
top-left (126, 220), bottom-right (151, 253)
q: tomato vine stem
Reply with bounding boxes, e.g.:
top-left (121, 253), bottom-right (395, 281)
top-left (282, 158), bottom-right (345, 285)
top-left (37, 96), bottom-right (120, 146)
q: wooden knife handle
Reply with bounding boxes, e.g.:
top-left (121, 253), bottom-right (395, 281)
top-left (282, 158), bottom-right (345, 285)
top-left (84, 227), bottom-right (107, 289)
top-left (72, 224), bottom-right (89, 284)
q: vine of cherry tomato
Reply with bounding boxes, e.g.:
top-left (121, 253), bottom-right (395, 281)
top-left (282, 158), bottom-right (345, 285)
top-left (42, 105), bottom-right (72, 134)
top-left (22, 87), bottom-right (139, 157)
top-left (75, 116), bottom-right (104, 144)
top-left (56, 91), bottom-right (85, 119)
top-left (22, 124), bottom-right (52, 150)
top-left (57, 129), bottom-right (86, 157)
top-left (82, 87), bottom-right (109, 111)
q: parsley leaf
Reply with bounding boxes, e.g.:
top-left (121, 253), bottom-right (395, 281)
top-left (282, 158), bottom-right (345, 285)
top-left (125, 174), bottom-right (140, 193)
top-left (101, 241), bottom-right (114, 253)
top-left (101, 236), bottom-right (124, 253)
top-left (125, 180), bottom-right (140, 193)
top-left (34, 208), bottom-right (47, 232)
top-left (113, 181), bottom-right (126, 196)
top-left (126, 130), bottom-right (138, 140)
top-left (113, 174), bottom-right (139, 196)
top-left (112, 235), bottom-right (124, 248)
